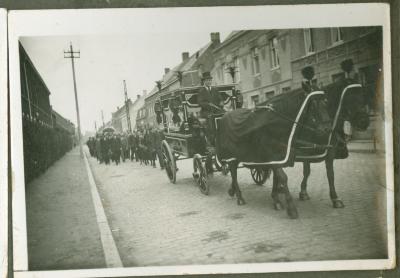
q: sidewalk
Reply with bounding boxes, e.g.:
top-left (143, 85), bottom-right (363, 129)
top-left (26, 147), bottom-right (106, 270)
top-left (348, 139), bottom-right (376, 153)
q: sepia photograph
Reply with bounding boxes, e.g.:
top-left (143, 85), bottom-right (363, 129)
top-left (0, 8), bottom-right (8, 278)
top-left (10, 4), bottom-right (394, 277)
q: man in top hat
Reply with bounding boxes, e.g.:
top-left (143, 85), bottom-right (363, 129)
top-left (197, 71), bottom-right (224, 173)
top-left (198, 72), bottom-right (224, 119)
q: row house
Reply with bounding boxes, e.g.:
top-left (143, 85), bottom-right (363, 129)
top-left (142, 32), bottom-right (221, 129)
top-left (212, 30), bottom-right (293, 109)
top-left (111, 91), bottom-right (146, 133)
top-left (290, 27), bottom-right (381, 112)
top-left (212, 27), bottom-right (381, 113)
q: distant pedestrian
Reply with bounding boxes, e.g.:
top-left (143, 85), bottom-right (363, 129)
top-left (153, 125), bottom-right (165, 169)
top-left (111, 134), bottom-right (122, 165)
top-left (121, 133), bottom-right (129, 162)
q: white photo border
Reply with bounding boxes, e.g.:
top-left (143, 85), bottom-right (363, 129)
top-left (0, 8), bottom-right (8, 278)
top-left (9, 3), bottom-right (395, 277)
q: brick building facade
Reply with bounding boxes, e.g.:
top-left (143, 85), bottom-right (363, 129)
top-left (212, 27), bottom-right (382, 113)
top-left (112, 92), bottom-right (145, 133)
top-left (142, 33), bottom-right (221, 129)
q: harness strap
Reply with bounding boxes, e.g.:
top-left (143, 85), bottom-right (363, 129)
top-left (295, 139), bottom-right (333, 150)
top-left (255, 104), bottom-right (330, 136)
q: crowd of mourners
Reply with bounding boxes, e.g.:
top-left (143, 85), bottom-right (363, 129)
top-left (86, 126), bottom-right (165, 169)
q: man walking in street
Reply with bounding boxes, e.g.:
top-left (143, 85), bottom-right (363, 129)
top-left (121, 132), bottom-right (129, 163)
top-left (128, 131), bottom-right (137, 161)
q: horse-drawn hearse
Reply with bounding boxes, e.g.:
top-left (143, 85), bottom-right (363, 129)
top-left (158, 83), bottom-right (241, 194)
top-left (160, 60), bottom-right (370, 219)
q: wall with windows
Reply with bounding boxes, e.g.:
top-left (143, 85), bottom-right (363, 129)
top-left (212, 30), bottom-right (292, 108)
top-left (290, 26), bottom-right (382, 93)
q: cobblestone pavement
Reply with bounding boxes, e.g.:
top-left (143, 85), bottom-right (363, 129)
top-left (87, 151), bottom-right (388, 267)
top-left (27, 148), bottom-right (106, 270)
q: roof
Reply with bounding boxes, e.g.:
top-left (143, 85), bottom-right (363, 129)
top-left (146, 42), bottom-right (213, 99)
top-left (19, 42), bottom-right (53, 96)
top-left (213, 31), bottom-right (249, 53)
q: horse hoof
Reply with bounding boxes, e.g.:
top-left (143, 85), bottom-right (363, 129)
top-left (332, 199), bottom-right (345, 208)
top-left (287, 202), bottom-right (299, 219)
top-left (287, 208), bottom-right (299, 219)
top-left (273, 202), bottom-right (283, 211)
top-left (299, 192), bottom-right (310, 201)
top-left (237, 198), bottom-right (246, 206)
top-left (228, 188), bottom-right (235, 197)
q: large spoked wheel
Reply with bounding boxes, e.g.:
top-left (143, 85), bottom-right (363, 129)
top-left (250, 168), bottom-right (268, 185)
top-left (162, 140), bottom-right (176, 184)
top-left (193, 154), bottom-right (209, 195)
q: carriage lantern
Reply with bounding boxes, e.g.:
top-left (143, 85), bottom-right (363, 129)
top-left (169, 97), bottom-right (181, 125)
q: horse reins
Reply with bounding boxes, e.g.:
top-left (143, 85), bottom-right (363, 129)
top-left (255, 103), bottom-right (331, 136)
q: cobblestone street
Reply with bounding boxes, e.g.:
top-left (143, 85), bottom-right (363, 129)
top-left (87, 150), bottom-right (388, 267)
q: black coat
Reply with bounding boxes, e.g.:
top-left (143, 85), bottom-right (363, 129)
top-left (197, 86), bottom-right (223, 118)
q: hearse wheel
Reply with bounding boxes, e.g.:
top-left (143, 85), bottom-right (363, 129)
top-left (193, 154), bottom-right (209, 195)
top-left (250, 168), bottom-right (268, 185)
top-left (162, 140), bottom-right (176, 184)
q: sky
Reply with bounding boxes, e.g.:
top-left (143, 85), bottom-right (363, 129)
top-left (20, 31), bottom-right (230, 133)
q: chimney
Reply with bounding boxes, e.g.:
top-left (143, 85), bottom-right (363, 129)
top-left (182, 52), bottom-right (189, 62)
top-left (137, 94), bottom-right (141, 99)
top-left (164, 68), bottom-right (170, 74)
top-left (210, 32), bottom-right (220, 44)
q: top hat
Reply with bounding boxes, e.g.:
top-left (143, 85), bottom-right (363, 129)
top-left (201, 71), bottom-right (213, 80)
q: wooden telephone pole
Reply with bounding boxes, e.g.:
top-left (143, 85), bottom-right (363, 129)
top-left (123, 80), bottom-right (132, 133)
top-left (64, 42), bottom-right (83, 158)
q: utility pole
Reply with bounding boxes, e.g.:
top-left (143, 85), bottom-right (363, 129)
top-left (123, 80), bottom-right (132, 133)
top-left (101, 110), bottom-right (105, 128)
top-left (94, 121), bottom-right (97, 133)
top-left (64, 42), bottom-right (83, 158)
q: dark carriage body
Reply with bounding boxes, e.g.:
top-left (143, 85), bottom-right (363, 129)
top-left (160, 83), bottom-right (239, 189)
top-left (162, 84), bottom-right (238, 158)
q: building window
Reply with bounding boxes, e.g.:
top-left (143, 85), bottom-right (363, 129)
top-left (251, 47), bottom-right (260, 75)
top-left (331, 28), bottom-right (343, 44)
top-left (251, 95), bottom-right (259, 107)
top-left (223, 64), bottom-right (231, 84)
top-left (269, 37), bottom-right (280, 69)
top-left (282, 86), bottom-right (291, 94)
top-left (359, 65), bottom-right (380, 111)
top-left (303, 29), bottom-right (315, 54)
top-left (265, 90), bottom-right (274, 100)
top-left (233, 57), bottom-right (241, 82)
top-left (221, 63), bottom-right (227, 84)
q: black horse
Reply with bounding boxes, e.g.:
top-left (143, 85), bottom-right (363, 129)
top-left (296, 78), bottom-right (370, 208)
top-left (216, 88), bottom-right (332, 219)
